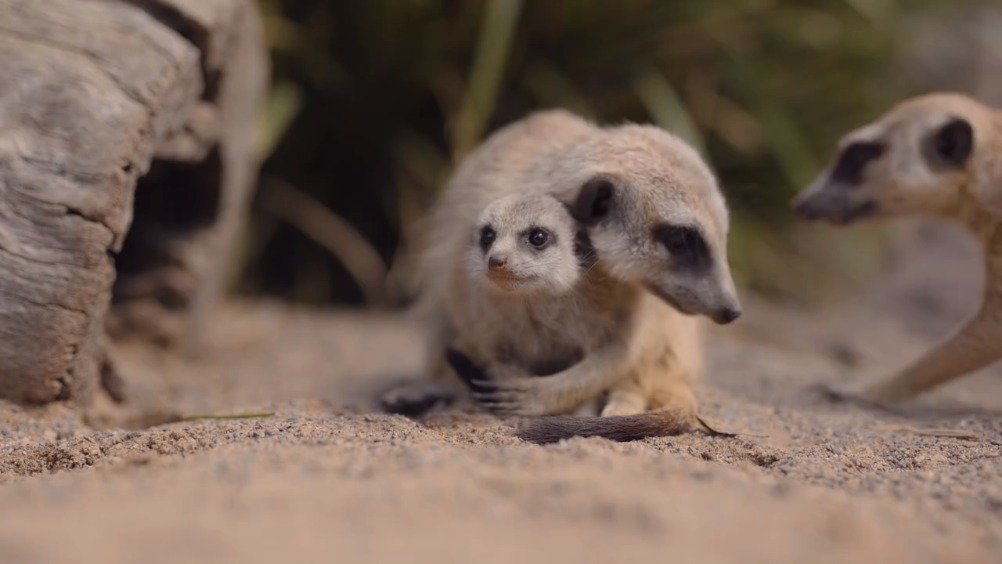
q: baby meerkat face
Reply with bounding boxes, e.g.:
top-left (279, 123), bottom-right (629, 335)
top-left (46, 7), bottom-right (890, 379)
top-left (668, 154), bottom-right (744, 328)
top-left (468, 195), bottom-right (581, 295)
top-left (794, 93), bottom-right (988, 223)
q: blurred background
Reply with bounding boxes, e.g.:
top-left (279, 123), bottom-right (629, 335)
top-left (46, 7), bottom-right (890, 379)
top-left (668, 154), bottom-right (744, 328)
top-left (243, 0), bottom-right (1002, 308)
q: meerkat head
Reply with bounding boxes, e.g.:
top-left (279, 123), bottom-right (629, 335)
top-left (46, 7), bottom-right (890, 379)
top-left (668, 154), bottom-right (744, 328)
top-left (557, 125), bottom-right (741, 324)
top-left (794, 93), bottom-right (999, 224)
top-left (467, 194), bottom-right (582, 295)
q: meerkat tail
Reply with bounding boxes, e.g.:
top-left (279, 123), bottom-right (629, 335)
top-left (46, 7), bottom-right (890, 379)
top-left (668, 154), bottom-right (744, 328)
top-left (516, 410), bottom-right (697, 444)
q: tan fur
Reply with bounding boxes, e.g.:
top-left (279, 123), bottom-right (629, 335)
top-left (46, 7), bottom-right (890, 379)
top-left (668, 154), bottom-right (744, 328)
top-left (794, 93), bottom-right (1002, 402)
top-left (385, 110), bottom-right (736, 441)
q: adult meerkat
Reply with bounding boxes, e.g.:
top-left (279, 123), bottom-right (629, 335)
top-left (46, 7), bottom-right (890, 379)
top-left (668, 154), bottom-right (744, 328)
top-left (793, 92), bottom-right (1002, 402)
top-left (384, 110), bottom-right (740, 441)
top-left (443, 193), bottom-right (700, 431)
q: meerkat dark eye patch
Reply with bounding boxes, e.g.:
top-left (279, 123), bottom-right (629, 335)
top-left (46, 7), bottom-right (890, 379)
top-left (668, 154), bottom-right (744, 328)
top-left (831, 142), bottom-right (885, 185)
top-left (574, 230), bottom-right (597, 269)
top-left (479, 226), bottom-right (496, 251)
top-left (572, 176), bottom-right (615, 225)
top-left (652, 224), bottom-right (711, 272)
top-left (925, 118), bottom-right (973, 168)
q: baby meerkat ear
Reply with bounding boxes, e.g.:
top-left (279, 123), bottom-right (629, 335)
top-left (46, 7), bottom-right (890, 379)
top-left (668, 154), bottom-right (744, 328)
top-left (928, 117), bottom-right (974, 168)
top-left (572, 176), bottom-right (615, 225)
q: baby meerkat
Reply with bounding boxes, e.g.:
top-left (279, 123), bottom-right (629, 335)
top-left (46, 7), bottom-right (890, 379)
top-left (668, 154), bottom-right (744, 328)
top-left (446, 193), bottom-right (593, 380)
top-left (384, 110), bottom-right (739, 441)
top-left (794, 92), bottom-right (1002, 402)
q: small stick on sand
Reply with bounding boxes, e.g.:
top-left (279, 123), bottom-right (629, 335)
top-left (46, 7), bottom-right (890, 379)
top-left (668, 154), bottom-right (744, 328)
top-left (181, 412), bottom-right (276, 422)
top-left (874, 424), bottom-right (983, 441)
top-left (696, 415), bottom-right (768, 438)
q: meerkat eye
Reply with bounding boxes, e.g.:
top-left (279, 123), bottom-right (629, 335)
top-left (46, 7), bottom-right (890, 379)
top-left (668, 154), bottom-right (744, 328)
top-left (652, 224), bottom-right (711, 271)
top-left (930, 118), bottom-right (974, 167)
top-left (480, 226), bottom-right (496, 250)
top-left (527, 228), bottom-right (551, 249)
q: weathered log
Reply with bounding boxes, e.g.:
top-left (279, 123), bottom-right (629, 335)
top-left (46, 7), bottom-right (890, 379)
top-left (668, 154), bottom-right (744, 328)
top-left (0, 0), bottom-right (267, 403)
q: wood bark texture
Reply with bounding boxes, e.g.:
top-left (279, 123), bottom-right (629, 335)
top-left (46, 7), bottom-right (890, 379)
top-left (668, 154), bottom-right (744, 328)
top-left (0, 0), bottom-right (267, 403)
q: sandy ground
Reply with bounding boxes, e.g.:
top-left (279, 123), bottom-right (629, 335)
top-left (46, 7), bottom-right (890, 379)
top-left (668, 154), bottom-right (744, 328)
top-left (0, 222), bottom-right (1000, 563)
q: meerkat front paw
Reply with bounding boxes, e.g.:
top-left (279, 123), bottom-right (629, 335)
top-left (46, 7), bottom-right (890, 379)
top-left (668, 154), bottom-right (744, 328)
top-left (381, 381), bottom-right (457, 417)
top-left (600, 389), bottom-right (646, 417)
top-left (470, 377), bottom-right (555, 416)
top-left (816, 381), bottom-right (893, 410)
top-left (446, 348), bottom-right (566, 415)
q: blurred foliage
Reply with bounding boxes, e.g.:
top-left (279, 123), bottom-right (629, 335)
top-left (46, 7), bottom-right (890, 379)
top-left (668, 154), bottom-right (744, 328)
top-left (246, 0), bottom-right (962, 306)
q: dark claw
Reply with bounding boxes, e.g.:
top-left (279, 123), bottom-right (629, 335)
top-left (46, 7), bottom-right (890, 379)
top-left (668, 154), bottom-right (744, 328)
top-left (814, 383), bottom-right (893, 412)
top-left (381, 392), bottom-right (453, 417)
top-left (467, 380), bottom-right (498, 394)
top-left (476, 396), bottom-right (518, 416)
top-left (470, 380), bottom-right (502, 394)
top-left (446, 348), bottom-right (497, 393)
top-left (817, 383), bottom-right (871, 404)
top-left (818, 383), bottom-right (853, 403)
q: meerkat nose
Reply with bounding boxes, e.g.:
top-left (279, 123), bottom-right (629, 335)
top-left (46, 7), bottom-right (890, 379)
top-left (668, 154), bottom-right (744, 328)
top-left (714, 306), bottom-right (742, 324)
top-left (792, 196), bottom-right (820, 219)
top-left (488, 255), bottom-right (508, 270)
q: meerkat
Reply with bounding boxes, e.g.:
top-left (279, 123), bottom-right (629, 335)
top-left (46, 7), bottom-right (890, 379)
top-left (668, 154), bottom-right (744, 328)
top-left (443, 193), bottom-right (700, 430)
top-left (383, 110), bottom-right (740, 442)
top-left (793, 92), bottom-right (1002, 402)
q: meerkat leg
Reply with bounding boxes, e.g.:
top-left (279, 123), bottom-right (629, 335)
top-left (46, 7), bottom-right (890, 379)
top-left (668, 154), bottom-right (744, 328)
top-left (648, 379), bottom-right (698, 421)
top-left (447, 347), bottom-right (602, 416)
top-left (381, 329), bottom-right (462, 415)
top-left (850, 305), bottom-right (1002, 403)
top-left (380, 381), bottom-right (459, 416)
top-left (600, 383), bottom-right (647, 417)
top-left (459, 341), bottom-right (632, 416)
top-left (573, 397), bottom-right (603, 417)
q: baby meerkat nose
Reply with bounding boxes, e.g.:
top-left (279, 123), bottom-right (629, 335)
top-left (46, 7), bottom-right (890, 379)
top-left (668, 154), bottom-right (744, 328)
top-left (488, 255), bottom-right (508, 270)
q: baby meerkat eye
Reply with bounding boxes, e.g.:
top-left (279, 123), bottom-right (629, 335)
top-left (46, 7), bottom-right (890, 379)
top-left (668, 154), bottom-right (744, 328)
top-left (527, 228), bottom-right (551, 249)
top-left (480, 226), bottom-right (496, 250)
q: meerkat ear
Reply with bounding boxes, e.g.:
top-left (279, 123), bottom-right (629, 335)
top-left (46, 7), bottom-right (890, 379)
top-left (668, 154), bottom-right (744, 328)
top-left (930, 118), bottom-right (974, 168)
top-left (572, 177), bottom-right (615, 225)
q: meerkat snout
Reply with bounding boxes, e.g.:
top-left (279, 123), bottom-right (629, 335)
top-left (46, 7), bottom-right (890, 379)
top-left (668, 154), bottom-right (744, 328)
top-left (485, 253), bottom-right (518, 290)
top-left (792, 139), bottom-right (888, 223)
top-left (792, 181), bottom-right (879, 224)
top-left (714, 305), bottom-right (741, 324)
top-left (487, 255), bottom-right (508, 270)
